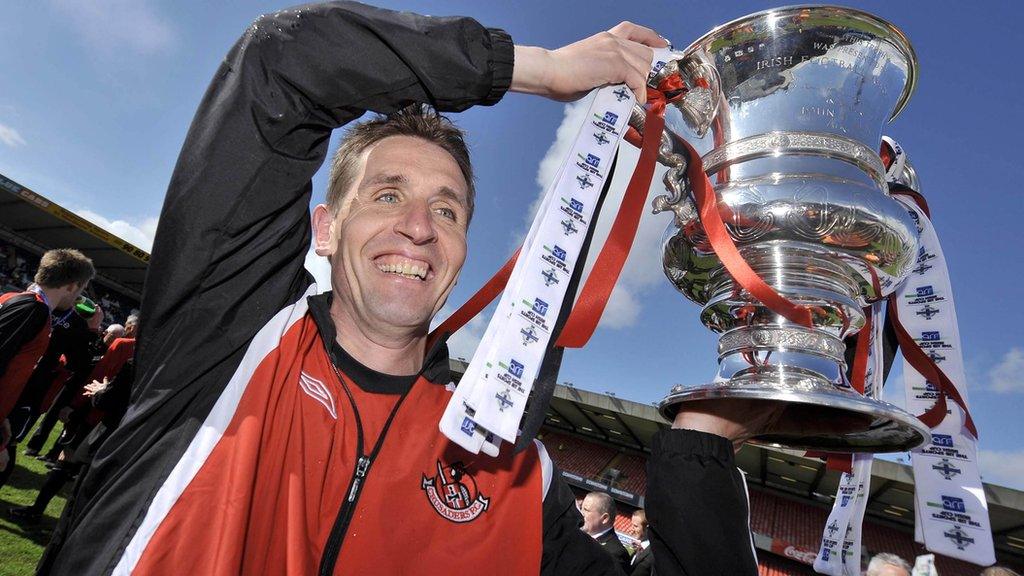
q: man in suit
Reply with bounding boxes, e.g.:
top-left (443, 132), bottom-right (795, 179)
top-left (581, 492), bottom-right (630, 573)
top-left (629, 509), bottom-right (654, 576)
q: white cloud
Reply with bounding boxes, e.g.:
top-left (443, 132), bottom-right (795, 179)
top-left (978, 449), bottom-right (1024, 491)
top-left (76, 209), bottom-right (158, 252)
top-left (48, 0), bottom-right (175, 56)
top-left (430, 303), bottom-right (490, 362)
top-left (525, 98), bottom-right (675, 331)
top-left (599, 284), bottom-right (641, 329)
top-left (0, 123), bottom-right (26, 148)
top-left (989, 347), bottom-right (1024, 393)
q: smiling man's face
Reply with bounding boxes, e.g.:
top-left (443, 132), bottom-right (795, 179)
top-left (314, 135), bottom-right (470, 335)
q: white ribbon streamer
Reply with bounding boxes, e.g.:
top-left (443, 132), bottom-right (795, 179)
top-left (440, 50), bottom-right (677, 456)
top-left (895, 197), bottom-right (995, 567)
top-left (814, 300), bottom-right (884, 575)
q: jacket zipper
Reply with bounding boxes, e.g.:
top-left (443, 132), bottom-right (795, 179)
top-left (317, 352), bottom-right (413, 576)
top-left (347, 456), bottom-right (370, 503)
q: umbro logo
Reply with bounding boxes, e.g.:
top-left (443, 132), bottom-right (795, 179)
top-left (299, 371), bottom-right (337, 419)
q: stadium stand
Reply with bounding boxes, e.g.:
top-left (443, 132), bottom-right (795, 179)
top-left (501, 376), bottom-right (1024, 576)
top-left (0, 172), bottom-right (144, 326)
top-left (0, 240), bottom-right (138, 328)
top-left (608, 453), bottom-right (647, 496)
top-left (542, 431), bottom-right (618, 480)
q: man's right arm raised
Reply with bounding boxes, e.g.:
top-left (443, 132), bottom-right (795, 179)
top-left (42, 5), bottom-right (513, 572)
top-left (137, 1), bottom-right (514, 384)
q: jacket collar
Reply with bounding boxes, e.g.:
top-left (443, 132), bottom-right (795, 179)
top-left (307, 292), bottom-right (451, 394)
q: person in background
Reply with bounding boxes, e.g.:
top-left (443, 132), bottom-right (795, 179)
top-left (9, 359), bottom-right (135, 522)
top-left (0, 249), bottom-right (94, 475)
top-left (629, 508), bottom-right (654, 576)
top-left (866, 552), bottom-right (913, 576)
top-left (49, 314), bottom-right (139, 463)
top-left (582, 491), bottom-right (631, 573)
top-left (6, 294), bottom-right (102, 463)
top-left (101, 324), bottom-right (125, 347)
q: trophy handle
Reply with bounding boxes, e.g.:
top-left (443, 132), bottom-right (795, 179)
top-left (673, 53), bottom-right (722, 138)
top-left (651, 164), bottom-right (698, 226)
top-left (628, 52), bottom-right (721, 223)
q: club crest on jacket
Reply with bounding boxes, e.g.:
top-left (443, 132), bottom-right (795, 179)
top-left (422, 460), bottom-right (489, 523)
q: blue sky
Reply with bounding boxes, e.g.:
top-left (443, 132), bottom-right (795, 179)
top-left (1, 1), bottom-right (1021, 489)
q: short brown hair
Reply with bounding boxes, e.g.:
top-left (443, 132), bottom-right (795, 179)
top-left (632, 509), bottom-right (647, 526)
top-left (34, 248), bottom-right (95, 289)
top-left (326, 105), bottom-right (475, 222)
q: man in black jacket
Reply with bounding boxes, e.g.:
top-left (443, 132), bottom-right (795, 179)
top-left (0, 249), bottom-right (94, 474)
top-left (582, 491), bottom-right (631, 573)
top-left (42, 4), bottom-right (775, 575)
top-left (629, 509), bottom-right (655, 576)
top-left (0, 297), bottom-right (101, 489)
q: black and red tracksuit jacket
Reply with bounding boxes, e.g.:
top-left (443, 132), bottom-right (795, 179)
top-left (0, 291), bottom-right (50, 423)
top-left (42, 3), bottom-right (758, 575)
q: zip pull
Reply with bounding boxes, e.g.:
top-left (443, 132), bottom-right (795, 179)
top-left (347, 456), bottom-right (371, 502)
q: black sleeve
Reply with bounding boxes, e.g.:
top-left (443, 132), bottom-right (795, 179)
top-left (92, 361), bottom-right (134, 424)
top-left (40, 4), bottom-right (514, 574)
top-left (0, 295), bottom-right (48, 381)
top-left (646, 429), bottom-right (759, 576)
top-left (61, 318), bottom-right (99, 392)
top-left (540, 471), bottom-right (627, 576)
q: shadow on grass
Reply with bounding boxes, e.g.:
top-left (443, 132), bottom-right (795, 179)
top-left (0, 511), bottom-right (60, 548)
top-left (1, 456), bottom-right (53, 492)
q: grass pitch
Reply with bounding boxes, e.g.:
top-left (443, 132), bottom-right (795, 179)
top-left (0, 425), bottom-right (69, 576)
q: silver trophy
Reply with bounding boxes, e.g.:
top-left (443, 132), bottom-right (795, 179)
top-left (634, 6), bottom-right (930, 452)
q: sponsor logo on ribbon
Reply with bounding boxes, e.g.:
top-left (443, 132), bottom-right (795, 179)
top-left (916, 304), bottom-right (940, 320)
top-left (542, 267), bottom-right (560, 286)
top-left (495, 389), bottom-right (513, 412)
top-left (520, 323), bottom-right (539, 346)
top-left (943, 526), bottom-right (975, 551)
top-left (932, 458), bottom-right (962, 480)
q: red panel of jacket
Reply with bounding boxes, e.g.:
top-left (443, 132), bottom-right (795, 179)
top-left (0, 291), bottom-right (50, 421)
top-left (131, 312), bottom-right (543, 575)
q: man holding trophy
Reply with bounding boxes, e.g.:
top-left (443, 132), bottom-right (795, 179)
top-left (39, 2), bottom-right (983, 575)
top-left (39, 3), bottom-right (766, 575)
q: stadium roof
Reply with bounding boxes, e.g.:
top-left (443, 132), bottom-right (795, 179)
top-left (0, 172), bottom-right (149, 300)
top-left (448, 359), bottom-right (1024, 564)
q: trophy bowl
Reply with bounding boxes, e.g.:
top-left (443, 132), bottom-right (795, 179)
top-left (642, 5), bottom-right (930, 452)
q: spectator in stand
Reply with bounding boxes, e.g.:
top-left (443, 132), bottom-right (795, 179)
top-left (628, 509), bottom-right (653, 576)
top-left (0, 249), bottom-right (94, 474)
top-left (581, 491), bottom-right (630, 573)
top-left (10, 359), bottom-right (135, 522)
top-left (866, 552), bottom-right (912, 576)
